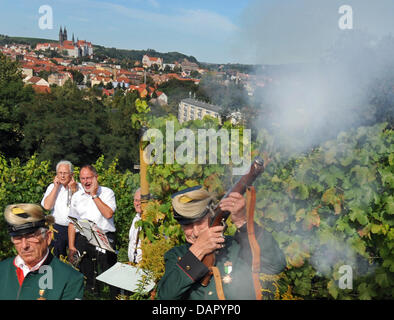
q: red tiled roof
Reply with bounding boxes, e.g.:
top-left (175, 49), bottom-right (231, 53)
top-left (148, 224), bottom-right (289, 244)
top-left (32, 85), bottom-right (51, 94)
top-left (102, 88), bottom-right (114, 96)
top-left (27, 76), bottom-right (43, 84)
top-left (76, 40), bottom-right (92, 47)
top-left (62, 44), bottom-right (75, 50)
top-left (117, 77), bottom-right (130, 83)
top-left (94, 76), bottom-right (112, 82)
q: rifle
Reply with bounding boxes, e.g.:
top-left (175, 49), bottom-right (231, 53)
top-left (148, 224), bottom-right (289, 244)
top-left (200, 156), bottom-right (265, 286)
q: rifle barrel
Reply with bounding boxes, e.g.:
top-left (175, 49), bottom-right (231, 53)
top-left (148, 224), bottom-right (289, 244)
top-left (201, 156), bottom-right (265, 286)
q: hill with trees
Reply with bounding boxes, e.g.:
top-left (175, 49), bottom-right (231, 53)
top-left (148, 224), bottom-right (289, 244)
top-left (0, 35), bottom-right (200, 66)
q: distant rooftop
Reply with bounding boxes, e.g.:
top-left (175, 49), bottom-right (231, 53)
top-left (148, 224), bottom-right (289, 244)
top-left (180, 98), bottom-right (221, 113)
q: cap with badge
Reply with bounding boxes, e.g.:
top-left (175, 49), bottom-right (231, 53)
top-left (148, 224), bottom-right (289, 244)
top-left (4, 203), bottom-right (54, 237)
top-left (171, 186), bottom-right (215, 225)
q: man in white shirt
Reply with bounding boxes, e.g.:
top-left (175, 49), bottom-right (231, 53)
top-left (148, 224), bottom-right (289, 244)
top-left (41, 160), bottom-right (79, 258)
top-left (128, 188), bottom-right (142, 264)
top-left (68, 164), bottom-right (118, 298)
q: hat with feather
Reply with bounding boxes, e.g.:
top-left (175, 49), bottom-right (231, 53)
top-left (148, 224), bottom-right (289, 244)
top-left (171, 186), bottom-right (215, 225)
top-left (4, 203), bottom-right (54, 237)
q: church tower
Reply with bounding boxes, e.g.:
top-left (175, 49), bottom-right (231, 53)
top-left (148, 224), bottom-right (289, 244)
top-left (59, 26), bottom-right (63, 45)
top-left (63, 27), bottom-right (68, 42)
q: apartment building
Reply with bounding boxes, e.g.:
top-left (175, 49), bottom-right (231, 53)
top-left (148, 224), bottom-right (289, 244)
top-left (178, 98), bottom-right (221, 123)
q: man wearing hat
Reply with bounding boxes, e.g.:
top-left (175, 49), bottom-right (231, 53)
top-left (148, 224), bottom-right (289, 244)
top-left (157, 186), bottom-right (286, 300)
top-left (0, 203), bottom-right (84, 300)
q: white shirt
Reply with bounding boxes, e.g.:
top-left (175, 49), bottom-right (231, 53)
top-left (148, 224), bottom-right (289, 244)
top-left (14, 249), bottom-right (49, 277)
top-left (69, 186), bottom-right (117, 233)
top-left (41, 183), bottom-right (82, 226)
top-left (128, 214), bottom-right (142, 263)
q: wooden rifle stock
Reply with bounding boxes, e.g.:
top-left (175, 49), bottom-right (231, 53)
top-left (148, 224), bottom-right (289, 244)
top-left (200, 157), bottom-right (265, 286)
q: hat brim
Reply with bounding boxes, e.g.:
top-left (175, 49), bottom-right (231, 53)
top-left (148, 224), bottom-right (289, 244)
top-left (173, 206), bottom-right (210, 225)
top-left (171, 185), bottom-right (202, 199)
top-left (8, 220), bottom-right (46, 237)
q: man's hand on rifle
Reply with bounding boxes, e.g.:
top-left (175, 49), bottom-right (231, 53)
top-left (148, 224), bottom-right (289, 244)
top-left (219, 192), bottom-right (247, 229)
top-left (183, 193), bottom-right (247, 261)
top-left (186, 221), bottom-right (225, 261)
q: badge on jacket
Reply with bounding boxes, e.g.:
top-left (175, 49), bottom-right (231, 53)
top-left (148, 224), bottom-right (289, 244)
top-left (37, 289), bottom-right (46, 300)
top-left (223, 261), bottom-right (232, 284)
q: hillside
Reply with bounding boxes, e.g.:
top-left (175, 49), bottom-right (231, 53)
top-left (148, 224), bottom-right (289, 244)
top-left (93, 45), bottom-right (198, 65)
top-left (0, 34), bottom-right (199, 65)
top-left (0, 34), bottom-right (58, 47)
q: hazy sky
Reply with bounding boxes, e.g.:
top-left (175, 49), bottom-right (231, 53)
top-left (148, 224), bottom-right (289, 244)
top-left (0, 0), bottom-right (393, 64)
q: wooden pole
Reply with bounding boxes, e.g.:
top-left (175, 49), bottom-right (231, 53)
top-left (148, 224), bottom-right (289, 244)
top-left (139, 126), bottom-right (150, 211)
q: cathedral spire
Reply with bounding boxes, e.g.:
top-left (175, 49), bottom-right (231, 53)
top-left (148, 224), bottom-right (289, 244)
top-left (63, 26), bottom-right (68, 42)
top-left (59, 26), bottom-right (63, 45)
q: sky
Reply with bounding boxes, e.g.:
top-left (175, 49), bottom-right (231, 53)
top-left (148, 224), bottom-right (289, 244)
top-left (0, 0), bottom-right (394, 65)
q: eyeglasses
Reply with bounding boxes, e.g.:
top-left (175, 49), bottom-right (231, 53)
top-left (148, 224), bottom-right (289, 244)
top-left (80, 175), bottom-right (95, 181)
top-left (11, 230), bottom-right (47, 244)
top-left (57, 171), bottom-right (71, 176)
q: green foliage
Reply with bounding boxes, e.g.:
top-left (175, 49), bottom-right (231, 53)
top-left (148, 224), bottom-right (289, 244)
top-left (20, 82), bottom-right (109, 166)
top-left (67, 69), bottom-right (84, 85)
top-left (18, 81), bottom-right (140, 171)
top-left (0, 52), bottom-right (34, 158)
top-left (101, 91), bottom-right (141, 170)
top-left (158, 78), bottom-right (204, 110)
top-left (0, 154), bottom-right (52, 259)
top-left (253, 123), bottom-right (394, 299)
top-left (0, 35), bottom-right (57, 48)
top-left (93, 45), bottom-right (198, 65)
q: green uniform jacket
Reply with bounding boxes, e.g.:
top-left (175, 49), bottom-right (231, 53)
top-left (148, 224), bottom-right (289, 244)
top-left (157, 222), bottom-right (286, 300)
top-left (0, 253), bottom-right (84, 300)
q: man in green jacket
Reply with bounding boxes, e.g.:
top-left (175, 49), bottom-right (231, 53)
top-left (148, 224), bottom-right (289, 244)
top-left (157, 186), bottom-right (286, 300)
top-left (0, 203), bottom-right (84, 300)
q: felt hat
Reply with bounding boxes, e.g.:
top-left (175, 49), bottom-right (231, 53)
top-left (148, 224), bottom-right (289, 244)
top-left (171, 186), bottom-right (215, 225)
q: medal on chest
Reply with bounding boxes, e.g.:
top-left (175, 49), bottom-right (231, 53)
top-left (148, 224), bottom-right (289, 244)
top-left (222, 261), bottom-right (233, 284)
top-left (37, 289), bottom-right (46, 300)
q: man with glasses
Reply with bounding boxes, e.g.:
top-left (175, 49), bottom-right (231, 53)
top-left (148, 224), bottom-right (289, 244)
top-left (68, 164), bottom-right (118, 298)
top-left (0, 203), bottom-right (84, 300)
top-left (41, 160), bottom-right (80, 258)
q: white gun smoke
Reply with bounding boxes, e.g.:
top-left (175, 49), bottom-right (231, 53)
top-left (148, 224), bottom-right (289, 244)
top-left (233, 0), bottom-right (394, 282)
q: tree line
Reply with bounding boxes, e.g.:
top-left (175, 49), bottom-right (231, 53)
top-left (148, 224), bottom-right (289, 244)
top-left (0, 52), bottom-right (142, 171)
